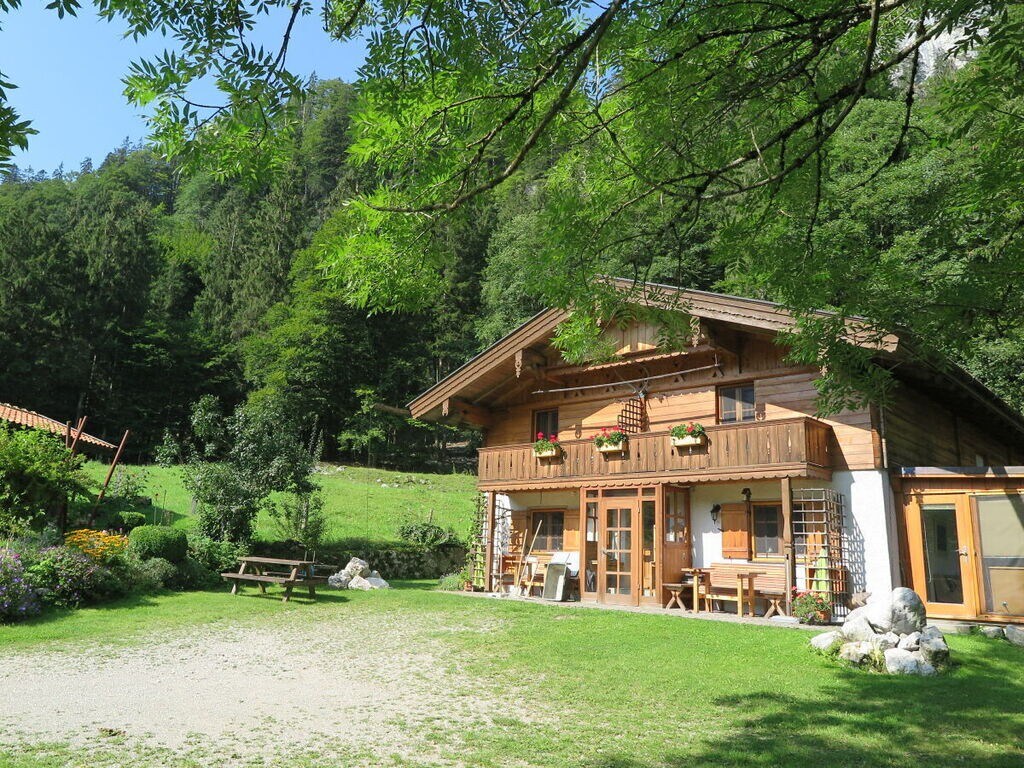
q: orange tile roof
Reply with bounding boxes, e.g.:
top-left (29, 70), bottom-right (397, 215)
top-left (0, 403), bottom-right (117, 450)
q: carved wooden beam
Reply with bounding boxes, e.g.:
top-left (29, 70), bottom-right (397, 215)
top-left (514, 348), bottom-right (547, 378)
top-left (441, 397), bottom-right (492, 429)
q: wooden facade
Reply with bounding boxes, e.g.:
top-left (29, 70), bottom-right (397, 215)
top-left (409, 281), bottom-right (1024, 622)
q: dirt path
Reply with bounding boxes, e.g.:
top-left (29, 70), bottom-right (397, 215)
top-left (0, 607), bottom-right (523, 765)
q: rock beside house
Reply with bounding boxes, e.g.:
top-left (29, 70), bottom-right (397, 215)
top-left (328, 558), bottom-right (390, 590)
top-left (1005, 624), bottom-right (1024, 648)
top-left (809, 588), bottom-right (948, 675)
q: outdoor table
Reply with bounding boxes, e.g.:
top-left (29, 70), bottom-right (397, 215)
top-left (221, 556), bottom-right (338, 602)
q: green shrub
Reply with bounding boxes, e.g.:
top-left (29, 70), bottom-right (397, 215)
top-left (24, 546), bottom-right (125, 608)
top-left (437, 569), bottom-right (469, 591)
top-left (129, 526), bottom-right (188, 563)
top-left (187, 533), bottom-right (247, 574)
top-left (0, 549), bottom-right (41, 621)
top-left (397, 521), bottom-right (463, 548)
top-left (118, 511), bottom-right (148, 532)
top-left (0, 428), bottom-right (89, 535)
top-left (135, 557), bottom-right (178, 591)
top-left (168, 557), bottom-right (218, 590)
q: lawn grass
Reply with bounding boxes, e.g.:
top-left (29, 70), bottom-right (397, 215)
top-left (2, 588), bottom-right (1022, 768)
top-left (79, 462), bottom-right (477, 544)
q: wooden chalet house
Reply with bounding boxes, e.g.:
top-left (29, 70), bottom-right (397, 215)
top-left (408, 281), bottom-right (1024, 625)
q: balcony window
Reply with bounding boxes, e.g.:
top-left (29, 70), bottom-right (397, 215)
top-left (533, 408), bottom-right (559, 441)
top-left (719, 383), bottom-right (755, 423)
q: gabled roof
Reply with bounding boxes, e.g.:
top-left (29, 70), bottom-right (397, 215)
top-left (407, 279), bottom-right (898, 421)
top-left (0, 403), bottom-right (117, 450)
top-left (407, 279), bottom-right (1024, 442)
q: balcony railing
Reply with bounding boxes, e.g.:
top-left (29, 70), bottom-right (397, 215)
top-left (477, 417), bottom-right (833, 486)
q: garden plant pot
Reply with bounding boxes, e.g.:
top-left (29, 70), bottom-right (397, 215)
top-left (671, 434), bottom-right (705, 447)
top-left (533, 447), bottom-right (560, 458)
top-left (597, 441), bottom-right (626, 454)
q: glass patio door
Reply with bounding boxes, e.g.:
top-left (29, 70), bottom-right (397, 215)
top-left (599, 499), bottom-right (639, 606)
top-left (907, 494), bottom-right (978, 618)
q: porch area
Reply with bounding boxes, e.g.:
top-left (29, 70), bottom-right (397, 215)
top-left (473, 478), bottom-right (851, 621)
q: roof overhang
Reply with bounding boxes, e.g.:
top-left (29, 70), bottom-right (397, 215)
top-left (407, 279), bottom-right (899, 424)
top-left (407, 279), bottom-right (1021, 446)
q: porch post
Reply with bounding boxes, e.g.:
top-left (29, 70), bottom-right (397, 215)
top-left (484, 491), bottom-right (496, 592)
top-left (781, 476), bottom-right (794, 615)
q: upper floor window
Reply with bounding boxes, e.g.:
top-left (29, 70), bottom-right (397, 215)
top-left (752, 503), bottom-right (783, 558)
top-left (532, 511), bottom-right (565, 551)
top-left (718, 383), bottom-right (755, 423)
top-left (533, 408), bottom-right (559, 441)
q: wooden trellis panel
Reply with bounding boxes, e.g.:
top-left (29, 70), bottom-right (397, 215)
top-left (617, 396), bottom-right (648, 434)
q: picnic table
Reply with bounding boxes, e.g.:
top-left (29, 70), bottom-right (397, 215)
top-left (221, 556), bottom-right (338, 602)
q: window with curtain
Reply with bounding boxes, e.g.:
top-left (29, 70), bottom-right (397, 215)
top-left (531, 511), bottom-right (564, 551)
top-left (752, 504), bottom-right (783, 557)
top-left (718, 383), bottom-right (755, 423)
top-left (533, 409), bottom-right (559, 440)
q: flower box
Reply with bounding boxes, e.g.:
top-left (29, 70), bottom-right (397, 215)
top-left (671, 434), bottom-right (706, 448)
top-left (597, 441), bottom-right (626, 454)
top-left (533, 446), bottom-right (560, 459)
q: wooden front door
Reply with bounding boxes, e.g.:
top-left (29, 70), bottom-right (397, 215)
top-left (599, 497), bottom-right (640, 606)
top-left (661, 488), bottom-right (692, 595)
top-left (905, 493), bottom-right (979, 619)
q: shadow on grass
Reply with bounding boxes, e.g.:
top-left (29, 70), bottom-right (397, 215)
top-left (15, 590), bottom-right (168, 628)
top-left (222, 587), bottom-right (351, 605)
top-left (585, 640), bottom-right (1024, 768)
top-left (390, 579), bottom-right (441, 591)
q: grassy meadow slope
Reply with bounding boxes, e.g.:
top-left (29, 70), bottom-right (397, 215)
top-left (80, 462), bottom-right (478, 545)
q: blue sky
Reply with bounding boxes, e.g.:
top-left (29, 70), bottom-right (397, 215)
top-left (2, 5), bottom-right (367, 173)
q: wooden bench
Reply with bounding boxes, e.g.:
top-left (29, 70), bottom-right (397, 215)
top-left (691, 562), bottom-right (788, 618)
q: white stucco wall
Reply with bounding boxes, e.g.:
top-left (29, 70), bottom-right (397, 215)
top-left (828, 470), bottom-right (900, 596)
top-left (689, 473), bottom-right (898, 598)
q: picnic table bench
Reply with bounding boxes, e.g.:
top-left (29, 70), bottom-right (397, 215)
top-left (684, 562), bottom-right (789, 618)
top-left (221, 556), bottom-right (339, 602)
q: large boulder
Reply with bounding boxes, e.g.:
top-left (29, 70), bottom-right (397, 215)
top-left (883, 648), bottom-right (936, 676)
top-left (841, 614), bottom-right (878, 643)
top-left (342, 557), bottom-right (371, 579)
top-left (348, 575), bottom-right (374, 591)
top-left (839, 641), bottom-right (874, 665)
top-left (898, 631), bottom-right (921, 651)
top-left (810, 631), bottom-right (842, 652)
top-left (872, 631), bottom-right (901, 652)
top-left (979, 626), bottom-right (1004, 640)
top-left (864, 588), bottom-right (926, 635)
top-left (918, 633), bottom-right (950, 666)
top-left (1004, 624), bottom-right (1024, 648)
top-left (365, 575), bottom-right (390, 589)
top-left (327, 571), bottom-right (352, 590)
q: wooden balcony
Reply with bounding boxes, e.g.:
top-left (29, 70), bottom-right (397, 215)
top-left (477, 417), bottom-right (833, 489)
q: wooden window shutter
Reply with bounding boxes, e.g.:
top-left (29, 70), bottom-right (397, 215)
top-left (720, 502), bottom-right (751, 559)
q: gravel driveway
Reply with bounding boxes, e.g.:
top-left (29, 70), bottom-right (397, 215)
top-left (0, 603), bottom-right (523, 766)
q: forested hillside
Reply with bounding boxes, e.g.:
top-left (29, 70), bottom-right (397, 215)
top-left (0, 80), bottom-right (510, 462)
top-left (3, 23), bottom-right (1024, 464)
